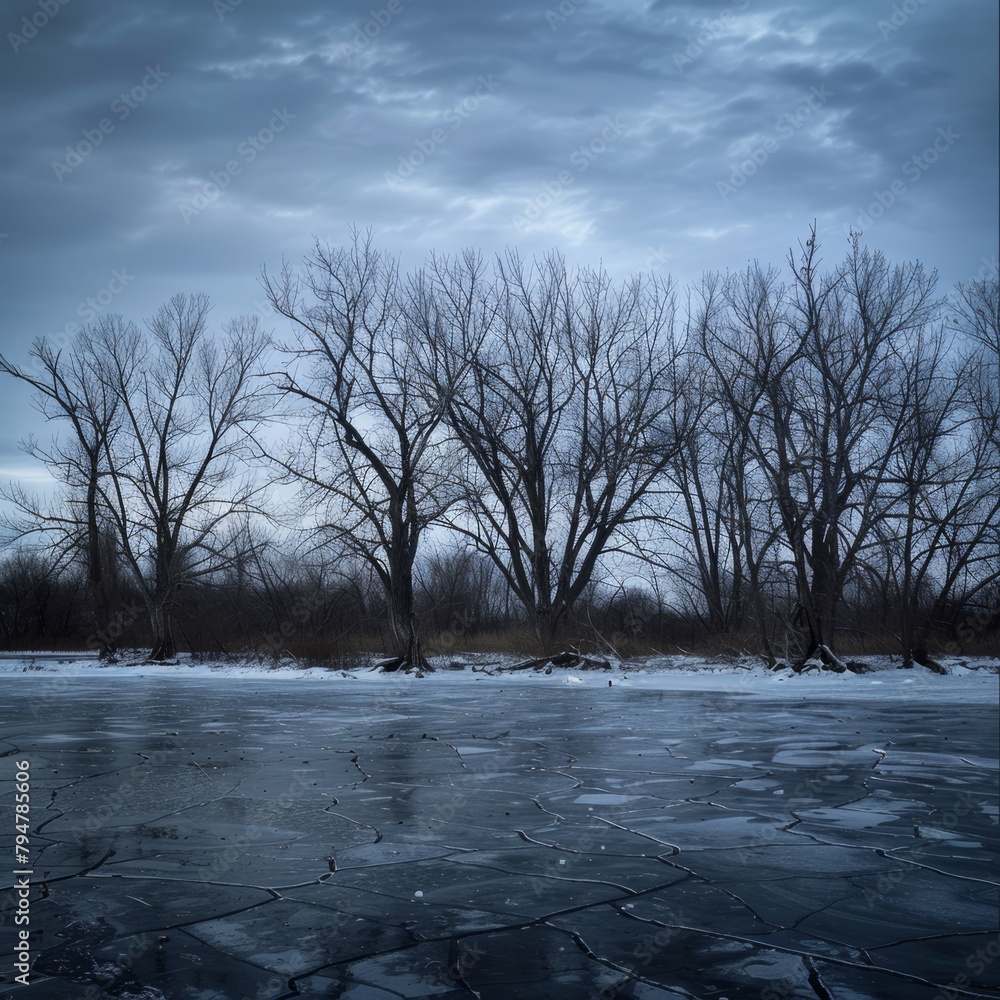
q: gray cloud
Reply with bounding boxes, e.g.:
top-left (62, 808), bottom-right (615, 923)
top-left (0, 0), bottom-right (996, 468)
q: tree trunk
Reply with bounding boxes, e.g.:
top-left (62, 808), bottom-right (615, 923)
top-left (148, 595), bottom-right (176, 661)
top-left (905, 625), bottom-right (947, 673)
top-left (84, 474), bottom-right (116, 658)
top-left (808, 522), bottom-right (840, 652)
top-left (533, 606), bottom-right (559, 655)
top-left (382, 545), bottom-right (432, 672)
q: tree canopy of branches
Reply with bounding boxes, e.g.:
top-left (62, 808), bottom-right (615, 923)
top-left (679, 231), bottom-right (998, 669)
top-left (425, 249), bottom-right (687, 652)
top-left (2, 233), bottom-right (997, 671)
top-left (263, 233), bottom-right (455, 671)
top-left (1, 294), bottom-right (270, 659)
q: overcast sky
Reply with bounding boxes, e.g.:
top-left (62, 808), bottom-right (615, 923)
top-left (0, 0), bottom-right (997, 481)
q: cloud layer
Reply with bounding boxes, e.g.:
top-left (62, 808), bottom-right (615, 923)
top-left (0, 0), bottom-right (996, 464)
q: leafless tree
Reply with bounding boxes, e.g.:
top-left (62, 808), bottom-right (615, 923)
top-left (3, 236), bottom-right (995, 666)
top-left (645, 315), bottom-right (787, 657)
top-left (847, 259), bottom-right (999, 668)
top-left (792, 234), bottom-right (939, 665)
top-left (0, 548), bottom-right (73, 647)
top-left (864, 325), bottom-right (967, 670)
top-left (262, 232), bottom-right (454, 672)
top-left (98, 296), bottom-right (271, 658)
top-left (3, 296), bottom-right (270, 660)
top-left (936, 265), bottom-right (1000, 639)
top-left (427, 249), bottom-right (686, 654)
top-left (416, 543), bottom-right (513, 637)
top-left (698, 229), bottom-right (940, 668)
top-left (1, 318), bottom-right (133, 652)
top-left (953, 264), bottom-right (1000, 456)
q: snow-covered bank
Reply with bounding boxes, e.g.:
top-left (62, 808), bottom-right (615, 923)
top-left (1, 650), bottom-right (996, 701)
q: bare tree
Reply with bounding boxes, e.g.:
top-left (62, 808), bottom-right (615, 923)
top-left (263, 232), bottom-right (453, 672)
top-left (954, 266), bottom-right (1000, 356)
top-left (932, 265), bottom-right (1000, 643)
top-left (3, 236), bottom-right (994, 666)
top-left (866, 325), bottom-right (968, 670)
top-left (98, 296), bottom-right (270, 659)
top-left (1, 318), bottom-right (132, 653)
top-left (2, 300), bottom-right (269, 659)
top-left (643, 320), bottom-right (786, 657)
top-left (953, 264), bottom-right (1000, 457)
top-left (697, 230), bottom-right (940, 668)
top-left (416, 543), bottom-right (512, 638)
top-left (831, 248), bottom-right (999, 668)
top-left (427, 249), bottom-right (686, 655)
top-left (0, 548), bottom-right (70, 647)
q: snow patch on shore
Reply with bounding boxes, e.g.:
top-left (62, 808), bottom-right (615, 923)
top-left (1, 649), bottom-right (996, 701)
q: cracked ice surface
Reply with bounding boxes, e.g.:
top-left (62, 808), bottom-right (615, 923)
top-left (0, 670), bottom-right (997, 999)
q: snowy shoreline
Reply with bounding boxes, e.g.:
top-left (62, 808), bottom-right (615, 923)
top-left (1, 650), bottom-right (997, 701)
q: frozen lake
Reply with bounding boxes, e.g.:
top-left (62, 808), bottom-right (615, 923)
top-left (0, 667), bottom-right (997, 999)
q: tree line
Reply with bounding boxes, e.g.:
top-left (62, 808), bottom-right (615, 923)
top-left (1, 227), bottom-right (997, 671)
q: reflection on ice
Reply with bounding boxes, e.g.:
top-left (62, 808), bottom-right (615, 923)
top-left (0, 673), bottom-right (996, 999)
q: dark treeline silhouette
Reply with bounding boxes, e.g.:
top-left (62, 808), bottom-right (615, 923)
top-left (1, 227), bottom-right (997, 671)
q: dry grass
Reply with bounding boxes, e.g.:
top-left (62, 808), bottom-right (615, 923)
top-left (10, 620), bottom-right (995, 663)
top-left (824, 630), bottom-right (901, 657)
top-left (942, 630), bottom-right (1000, 658)
top-left (422, 626), bottom-right (538, 657)
top-left (423, 626), bottom-right (761, 661)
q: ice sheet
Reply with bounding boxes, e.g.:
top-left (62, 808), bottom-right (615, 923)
top-left (0, 665), bottom-right (996, 998)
